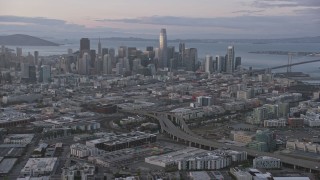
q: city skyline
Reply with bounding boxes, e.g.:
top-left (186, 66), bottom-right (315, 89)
top-left (0, 0), bottom-right (319, 39)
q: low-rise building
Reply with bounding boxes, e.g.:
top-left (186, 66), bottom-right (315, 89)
top-left (62, 163), bottom-right (95, 180)
top-left (86, 131), bottom-right (156, 151)
top-left (170, 107), bottom-right (204, 120)
top-left (70, 143), bottom-right (99, 158)
top-left (20, 158), bottom-right (58, 177)
top-left (263, 119), bottom-right (286, 128)
top-left (231, 131), bottom-right (255, 144)
top-left (286, 140), bottom-right (320, 154)
top-left (145, 147), bottom-right (247, 171)
top-left (301, 112), bottom-right (320, 127)
top-left (4, 134), bottom-right (34, 145)
top-left (253, 156), bottom-right (281, 169)
top-left (287, 118), bottom-right (304, 128)
top-left (230, 168), bottom-right (252, 180)
top-left (189, 171), bottom-right (224, 180)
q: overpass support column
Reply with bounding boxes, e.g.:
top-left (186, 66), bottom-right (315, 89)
top-left (294, 165), bottom-right (296, 170)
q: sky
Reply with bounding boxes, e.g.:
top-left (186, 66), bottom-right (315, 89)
top-left (0, 0), bottom-right (319, 39)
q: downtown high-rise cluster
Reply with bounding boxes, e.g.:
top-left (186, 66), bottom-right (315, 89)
top-left (72, 28), bottom-right (239, 76)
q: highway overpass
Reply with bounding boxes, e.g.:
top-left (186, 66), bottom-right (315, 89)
top-left (120, 109), bottom-right (320, 172)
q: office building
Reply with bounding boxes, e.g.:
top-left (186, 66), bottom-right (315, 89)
top-left (159, 28), bottom-right (168, 68)
top-left (79, 52), bottom-right (90, 75)
top-left (39, 65), bottom-right (51, 83)
top-left (68, 48), bottom-right (73, 55)
top-left (226, 46), bottom-right (235, 73)
top-left (116, 62), bottom-right (123, 75)
top-left (247, 104), bottom-right (280, 125)
top-left (90, 49), bottom-right (96, 68)
top-left (80, 38), bottom-right (90, 57)
top-left (34, 51), bottom-right (39, 66)
top-left (102, 48), bottom-right (108, 57)
top-left (248, 130), bottom-right (276, 152)
top-left (253, 156), bottom-right (281, 169)
top-left (196, 96), bottom-right (212, 106)
top-left (185, 48), bottom-right (197, 71)
top-left (118, 46), bottom-right (127, 58)
top-left (98, 38), bottom-right (102, 56)
top-left (103, 54), bottom-right (112, 74)
top-left (205, 55), bottom-right (213, 74)
top-left (28, 65), bottom-right (37, 83)
top-left (179, 42), bottom-right (186, 67)
top-left (216, 56), bottom-right (225, 73)
top-left (16, 47), bottom-right (22, 57)
top-left (21, 63), bottom-right (29, 79)
top-left (235, 57), bottom-right (241, 69)
top-left (132, 58), bottom-right (141, 72)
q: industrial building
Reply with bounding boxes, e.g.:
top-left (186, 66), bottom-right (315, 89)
top-left (253, 156), bottom-right (281, 169)
top-left (86, 131), bottom-right (156, 151)
top-left (20, 158), bottom-right (58, 177)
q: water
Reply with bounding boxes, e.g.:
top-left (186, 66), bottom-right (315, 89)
top-left (7, 40), bottom-right (320, 76)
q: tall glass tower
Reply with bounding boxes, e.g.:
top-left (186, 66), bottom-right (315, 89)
top-left (226, 46), bottom-right (235, 73)
top-left (98, 37), bottom-right (102, 56)
top-left (159, 28), bottom-right (168, 68)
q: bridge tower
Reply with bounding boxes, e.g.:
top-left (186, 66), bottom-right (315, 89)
top-left (287, 52), bottom-right (294, 73)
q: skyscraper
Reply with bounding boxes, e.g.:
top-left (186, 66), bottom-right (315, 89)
top-left (34, 51), bottom-right (39, 66)
top-left (79, 52), bottom-right (90, 75)
top-left (226, 46), bottom-right (235, 73)
top-left (205, 55), bottom-right (213, 74)
top-left (16, 47), bottom-right (22, 57)
top-left (185, 48), bottom-right (197, 71)
top-left (80, 38), bottom-right (90, 57)
top-left (159, 28), bottom-right (168, 68)
top-left (90, 49), bottom-right (96, 68)
top-left (98, 38), bottom-right (102, 56)
top-left (216, 55), bottom-right (226, 73)
top-left (235, 57), bottom-right (241, 70)
top-left (102, 48), bottom-right (108, 57)
top-left (103, 54), bottom-right (112, 74)
top-left (39, 65), bottom-right (51, 83)
top-left (118, 46), bottom-right (127, 58)
top-left (179, 42), bottom-right (185, 67)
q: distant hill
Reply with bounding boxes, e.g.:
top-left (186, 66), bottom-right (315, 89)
top-left (0, 34), bottom-right (59, 46)
top-left (93, 36), bottom-right (320, 44)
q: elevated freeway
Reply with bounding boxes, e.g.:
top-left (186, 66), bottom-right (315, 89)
top-left (120, 109), bottom-right (320, 172)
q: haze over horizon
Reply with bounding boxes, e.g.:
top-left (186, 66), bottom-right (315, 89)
top-left (0, 0), bottom-right (319, 39)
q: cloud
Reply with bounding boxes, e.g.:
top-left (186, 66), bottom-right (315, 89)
top-left (0, 16), bottom-right (74, 26)
top-left (252, 0), bottom-right (320, 8)
top-left (97, 15), bottom-right (319, 30)
top-left (0, 15), bottom-right (319, 39)
top-left (232, 10), bottom-right (265, 14)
